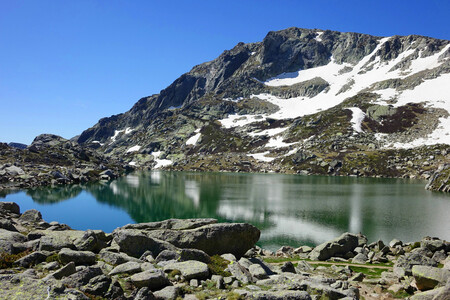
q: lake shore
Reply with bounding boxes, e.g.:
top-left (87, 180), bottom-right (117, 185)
top-left (1, 201), bottom-right (449, 299)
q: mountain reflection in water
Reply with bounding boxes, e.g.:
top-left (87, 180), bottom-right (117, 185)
top-left (4, 171), bottom-right (450, 251)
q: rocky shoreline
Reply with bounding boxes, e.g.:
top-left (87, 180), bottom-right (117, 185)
top-left (0, 134), bottom-right (131, 192)
top-left (0, 202), bottom-right (449, 299)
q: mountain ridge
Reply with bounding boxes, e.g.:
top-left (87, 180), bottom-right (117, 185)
top-left (6, 27), bottom-right (449, 190)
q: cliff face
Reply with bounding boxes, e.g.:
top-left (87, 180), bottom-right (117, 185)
top-left (75, 27), bottom-right (450, 184)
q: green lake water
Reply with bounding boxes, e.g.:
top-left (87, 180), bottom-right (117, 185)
top-left (2, 171), bottom-right (450, 251)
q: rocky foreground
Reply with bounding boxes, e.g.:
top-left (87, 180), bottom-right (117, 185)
top-left (0, 202), bottom-right (449, 300)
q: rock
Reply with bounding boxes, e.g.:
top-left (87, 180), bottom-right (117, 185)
top-left (109, 261), bottom-right (143, 276)
top-left (248, 264), bottom-right (269, 279)
top-left (37, 230), bottom-right (85, 251)
top-left (13, 251), bottom-right (49, 268)
top-left (143, 222), bottom-right (260, 257)
top-left (280, 261), bottom-right (296, 273)
top-left (74, 229), bottom-right (108, 253)
top-left (113, 229), bottom-right (177, 258)
top-left (4, 166), bottom-right (25, 176)
top-left (81, 274), bottom-right (112, 296)
top-left (0, 202), bottom-right (20, 214)
top-left (163, 260), bottom-right (209, 280)
top-left (58, 248), bottom-right (96, 265)
top-left (389, 238), bottom-right (403, 248)
top-left (19, 209), bottom-right (42, 222)
top-left (412, 265), bottom-right (450, 291)
top-left (221, 253), bottom-right (237, 262)
top-left (238, 257), bottom-right (253, 269)
top-left (99, 248), bottom-right (142, 265)
top-left (251, 290), bottom-right (312, 300)
top-left (0, 219), bottom-right (18, 232)
top-left (51, 262), bottom-right (77, 279)
top-left (0, 229), bottom-right (27, 243)
top-left (228, 261), bottom-right (253, 284)
top-left (105, 280), bottom-right (125, 299)
top-left (352, 253), bottom-right (368, 264)
top-left (296, 260), bottom-right (314, 273)
top-left (293, 245), bottom-right (313, 254)
top-left (309, 232), bottom-right (359, 261)
top-left (395, 252), bottom-right (438, 276)
top-left (61, 266), bottom-right (103, 287)
top-left (134, 287), bottom-right (156, 300)
top-left (153, 286), bottom-right (180, 300)
top-left (130, 269), bottom-right (170, 290)
top-left (410, 285), bottom-right (449, 300)
top-left (349, 272), bottom-right (365, 282)
top-left (421, 237), bottom-right (446, 252)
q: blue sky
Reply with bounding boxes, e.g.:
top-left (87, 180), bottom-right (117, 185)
top-left (1, 0), bottom-right (449, 144)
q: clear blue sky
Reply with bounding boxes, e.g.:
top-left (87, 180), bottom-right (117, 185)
top-left (1, 0), bottom-right (449, 144)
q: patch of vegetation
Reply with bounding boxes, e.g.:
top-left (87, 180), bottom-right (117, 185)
top-left (349, 266), bottom-right (385, 278)
top-left (262, 256), bottom-right (302, 264)
top-left (0, 250), bottom-right (30, 269)
top-left (45, 253), bottom-right (60, 263)
top-left (168, 269), bottom-right (182, 280)
top-left (387, 290), bottom-right (412, 299)
top-left (208, 255), bottom-right (232, 277)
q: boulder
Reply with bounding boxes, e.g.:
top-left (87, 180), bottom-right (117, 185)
top-left (113, 229), bottom-right (177, 258)
top-left (4, 166), bottom-right (25, 176)
top-left (19, 209), bottom-right (43, 222)
top-left (0, 202), bottom-right (20, 214)
top-left (412, 265), bottom-right (450, 291)
top-left (58, 248), bottom-right (96, 265)
top-left (36, 230), bottom-right (85, 251)
top-left (228, 261), bottom-right (253, 284)
top-left (74, 229), bottom-right (109, 253)
top-left (309, 233), bottom-right (359, 261)
top-left (144, 222), bottom-right (260, 257)
top-left (163, 260), bottom-right (209, 280)
top-left (394, 252), bottom-right (438, 276)
top-left (248, 264), bottom-right (269, 279)
top-left (352, 253), bottom-right (368, 264)
top-left (130, 269), bottom-right (170, 290)
top-left (109, 261), bottom-right (143, 276)
top-left (0, 228), bottom-right (27, 243)
top-left (121, 218), bottom-right (217, 231)
top-left (13, 251), bottom-right (49, 268)
top-left (153, 286), bottom-right (180, 300)
top-left (99, 248), bottom-right (142, 265)
top-left (51, 262), bottom-right (77, 279)
top-left (61, 266), bottom-right (103, 287)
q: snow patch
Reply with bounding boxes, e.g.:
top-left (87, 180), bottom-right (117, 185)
top-left (345, 107), bottom-right (366, 133)
top-left (168, 105), bottom-right (182, 110)
top-left (126, 145), bottom-right (141, 153)
top-left (266, 136), bottom-right (296, 148)
top-left (129, 161), bottom-right (137, 166)
top-left (111, 127), bottom-right (134, 142)
top-left (390, 117), bottom-right (450, 148)
top-left (151, 151), bottom-right (172, 169)
top-left (248, 127), bottom-right (288, 137)
top-left (315, 31), bottom-right (323, 42)
top-left (219, 114), bottom-right (265, 128)
top-left (125, 127), bottom-right (134, 134)
top-left (248, 151), bottom-right (276, 162)
top-left (186, 132), bottom-right (201, 145)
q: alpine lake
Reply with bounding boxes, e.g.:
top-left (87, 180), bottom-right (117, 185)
top-left (2, 171), bottom-right (450, 251)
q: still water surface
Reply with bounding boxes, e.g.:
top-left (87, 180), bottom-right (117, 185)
top-left (3, 171), bottom-right (450, 250)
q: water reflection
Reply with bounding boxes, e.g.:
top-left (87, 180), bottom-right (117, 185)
top-left (4, 171), bottom-right (450, 250)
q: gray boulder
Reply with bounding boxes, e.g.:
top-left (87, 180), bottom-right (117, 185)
top-left (4, 166), bottom-right (25, 176)
top-left (144, 222), bottom-right (260, 257)
top-left (51, 262), bottom-right (77, 279)
top-left (228, 261), bottom-right (253, 284)
top-left (153, 286), bottom-right (180, 300)
top-left (248, 264), bottom-right (269, 279)
top-left (412, 265), bottom-right (450, 291)
top-left (0, 202), bottom-right (20, 214)
top-left (395, 252), bottom-right (438, 276)
top-left (99, 248), bottom-right (142, 265)
top-left (352, 253), bottom-right (369, 264)
top-left (61, 266), bottom-right (103, 287)
top-left (13, 251), bottom-right (49, 268)
top-left (58, 248), bottom-right (96, 265)
top-left (113, 229), bottom-right (177, 258)
top-left (130, 269), bottom-right (170, 290)
top-left (19, 209), bottom-right (42, 222)
top-left (109, 261), bottom-right (143, 276)
top-left (309, 233), bottom-right (359, 261)
top-left (163, 260), bottom-right (209, 280)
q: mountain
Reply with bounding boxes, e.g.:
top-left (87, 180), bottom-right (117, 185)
top-left (77, 27), bottom-right (450, 181)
